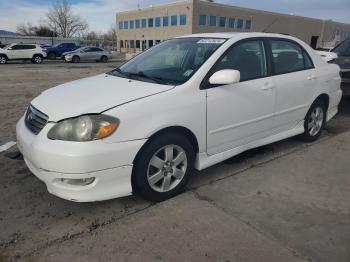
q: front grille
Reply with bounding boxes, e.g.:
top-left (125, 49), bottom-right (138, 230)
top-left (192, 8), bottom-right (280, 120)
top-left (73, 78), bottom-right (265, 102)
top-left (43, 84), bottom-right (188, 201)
top-left (25, 105), bottom-right (49, 135)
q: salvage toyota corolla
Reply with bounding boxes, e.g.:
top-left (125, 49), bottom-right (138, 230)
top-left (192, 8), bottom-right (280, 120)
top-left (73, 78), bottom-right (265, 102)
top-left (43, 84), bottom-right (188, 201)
top-left (16, 33), bottom-right (342, 202)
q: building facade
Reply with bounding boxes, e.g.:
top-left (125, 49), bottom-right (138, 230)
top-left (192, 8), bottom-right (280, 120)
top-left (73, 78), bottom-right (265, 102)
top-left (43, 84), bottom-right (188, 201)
top-left (116, 0), bottom-right (350, 53)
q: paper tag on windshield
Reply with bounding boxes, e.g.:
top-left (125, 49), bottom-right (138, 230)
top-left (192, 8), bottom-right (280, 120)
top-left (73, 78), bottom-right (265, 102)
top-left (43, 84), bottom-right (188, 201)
top-left (197, 39), bottom-right (226, 44)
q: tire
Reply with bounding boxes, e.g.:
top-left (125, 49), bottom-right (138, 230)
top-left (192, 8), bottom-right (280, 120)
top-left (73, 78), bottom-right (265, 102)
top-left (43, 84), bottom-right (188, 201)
top-left (32, 55), bottom-right (43, 64)
top-left (0, 55), bottom-right (7, 64)
top-left (47, 53), bottom-right (56, 60)
top-left (132, 133), bottom-right (195, 202)
top-left (100, 55), bottom-right (108, 63)
top-left (299, 100), bottom-right (326, 142)
top-left (72, 56), bottom-right (80, 63)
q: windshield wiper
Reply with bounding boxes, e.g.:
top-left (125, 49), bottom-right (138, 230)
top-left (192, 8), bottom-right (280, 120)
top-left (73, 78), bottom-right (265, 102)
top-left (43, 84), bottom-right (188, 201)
top-left (108, 69), bottom-right (174, 85)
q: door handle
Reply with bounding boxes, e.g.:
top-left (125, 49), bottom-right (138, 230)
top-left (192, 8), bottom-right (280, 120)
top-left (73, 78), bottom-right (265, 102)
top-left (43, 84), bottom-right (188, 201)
top-left (307, 75), bottom-right (316, 80)
top-left (262, 82), bottom-right (276, 91)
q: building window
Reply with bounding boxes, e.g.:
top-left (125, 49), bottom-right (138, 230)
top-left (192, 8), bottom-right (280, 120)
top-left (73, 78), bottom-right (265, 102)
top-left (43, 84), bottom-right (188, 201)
top-left (119, 21), bottom-right (123, 30)
top-left (155, 17), bottom-right (161, 27)
top-left (136, 40), bottom-right (140, 49)
top-left (123, 21), bottom-right (128, 29)
top-left (210, 16), bottom-right (217, 27)
top-left (245, 20), bottom-right (252, 30)
top-left (142, 19), bottom-right (146, 28)
top-left (163, 16), bottom-right (169, 27)
top-left (130, 20), bottom-right (134, 29)
top-left (148, 18), bottom-right (154, 28)
top-left (199, 14), bottom-right (207, 26)
top-left (130, 40), bottom-right (135, 48)
top-left (237, 19), bottom-right (244, 29)
top-left (229, 18), bottom-right (235, 28)
top-left (219, 17), bottom-right (226, 27)
top-left (171, 15), bottom-right (178, 26)
top-left (180, 14), bottom-right (187, 25)
top-left (148, 40), bottom-right (154, 48)
top-left (136, 20), bottom-right (140, 29)
top-left (120, 40), bottom-right (124, 48)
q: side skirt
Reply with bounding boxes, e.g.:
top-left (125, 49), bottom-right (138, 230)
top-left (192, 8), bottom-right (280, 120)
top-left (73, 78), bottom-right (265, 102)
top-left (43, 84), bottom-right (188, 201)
top-left (195, 121), bottom-right (305, 171)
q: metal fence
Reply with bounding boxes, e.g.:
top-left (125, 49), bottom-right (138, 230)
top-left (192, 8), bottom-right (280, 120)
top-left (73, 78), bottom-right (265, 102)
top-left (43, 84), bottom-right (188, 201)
top-left (0, 35), bottom-right (80, 46)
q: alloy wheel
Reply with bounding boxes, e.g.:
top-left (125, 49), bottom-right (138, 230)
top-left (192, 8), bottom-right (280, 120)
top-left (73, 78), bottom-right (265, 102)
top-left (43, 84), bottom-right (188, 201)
top-left (308, 106), bottom-right (324, 136)
top-left (0, 57), bottom-right (6, 64)
top-left (147, 144), bottom-right (188, 193)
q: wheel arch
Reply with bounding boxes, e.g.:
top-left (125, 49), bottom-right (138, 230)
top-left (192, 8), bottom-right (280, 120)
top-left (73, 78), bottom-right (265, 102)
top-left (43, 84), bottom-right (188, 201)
top-left (0, 53), bottom-right (8, 59)
top-left (133, 125), bottom-right (199, 165)
top-left (32, 53), bottom-right (43, 59)
top-left (314, 93), bottom-right (330, 111)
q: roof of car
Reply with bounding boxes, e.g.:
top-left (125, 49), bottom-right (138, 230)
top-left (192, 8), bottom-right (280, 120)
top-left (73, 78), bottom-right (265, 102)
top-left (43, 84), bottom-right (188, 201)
top-left (177, 32), bottom-right (293, 40)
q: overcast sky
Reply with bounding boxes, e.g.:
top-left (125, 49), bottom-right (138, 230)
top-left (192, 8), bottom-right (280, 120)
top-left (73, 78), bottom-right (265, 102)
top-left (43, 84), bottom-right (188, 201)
top-left (1, 0), bottom-right (350, 33)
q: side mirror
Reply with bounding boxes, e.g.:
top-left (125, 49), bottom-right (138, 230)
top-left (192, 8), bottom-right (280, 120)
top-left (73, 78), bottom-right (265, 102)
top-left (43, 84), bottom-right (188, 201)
top-left (209, 69), bottom-right (240, 85)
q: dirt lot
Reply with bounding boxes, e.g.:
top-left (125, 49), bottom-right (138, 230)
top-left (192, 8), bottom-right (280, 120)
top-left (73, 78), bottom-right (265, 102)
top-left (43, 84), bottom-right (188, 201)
top-left (0, 61), bottom-right (350, 262)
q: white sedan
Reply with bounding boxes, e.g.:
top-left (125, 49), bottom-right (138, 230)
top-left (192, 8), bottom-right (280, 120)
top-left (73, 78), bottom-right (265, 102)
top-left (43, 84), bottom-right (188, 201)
top-left (16, 33), bottom-right (342, 202)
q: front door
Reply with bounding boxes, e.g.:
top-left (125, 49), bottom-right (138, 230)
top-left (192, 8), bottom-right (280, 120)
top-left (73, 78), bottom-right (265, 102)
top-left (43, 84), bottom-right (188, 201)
top-left (206, 39), bottom-right (276, 155)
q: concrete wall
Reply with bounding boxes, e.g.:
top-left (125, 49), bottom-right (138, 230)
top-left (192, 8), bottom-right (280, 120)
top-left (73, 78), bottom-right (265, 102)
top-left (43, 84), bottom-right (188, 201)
top-left (0, 35), bottom-right (80, 46)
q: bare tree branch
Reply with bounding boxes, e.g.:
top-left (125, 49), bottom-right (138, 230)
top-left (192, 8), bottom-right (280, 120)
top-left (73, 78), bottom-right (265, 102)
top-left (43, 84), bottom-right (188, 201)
top-left (46, 0), bottom-right (88, 38)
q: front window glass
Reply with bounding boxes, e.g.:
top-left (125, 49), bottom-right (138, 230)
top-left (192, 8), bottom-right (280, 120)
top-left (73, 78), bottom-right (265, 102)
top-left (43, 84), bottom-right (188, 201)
top-left (109, 38), bottom-right (226, 85)
top-left (213, 40), bottom-right (267, 81)
top-left (332, 38), bottom-right (350, 56)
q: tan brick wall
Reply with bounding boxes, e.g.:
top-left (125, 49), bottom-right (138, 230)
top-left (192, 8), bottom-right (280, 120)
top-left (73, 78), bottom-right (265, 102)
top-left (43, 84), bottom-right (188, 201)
top-left (116, 0), bottom-right (350, 52)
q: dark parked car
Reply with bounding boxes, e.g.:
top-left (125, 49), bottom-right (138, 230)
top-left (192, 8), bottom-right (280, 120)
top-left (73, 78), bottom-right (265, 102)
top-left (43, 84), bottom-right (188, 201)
top-left (44, 43), bottom-right (80, 60)
top-left (331, 38), bottom-right (350, 96)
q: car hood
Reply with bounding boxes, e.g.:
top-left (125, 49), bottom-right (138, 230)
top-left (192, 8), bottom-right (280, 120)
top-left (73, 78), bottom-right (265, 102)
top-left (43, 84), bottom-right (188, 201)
top-left (31, 74), bottom-right (174, 122)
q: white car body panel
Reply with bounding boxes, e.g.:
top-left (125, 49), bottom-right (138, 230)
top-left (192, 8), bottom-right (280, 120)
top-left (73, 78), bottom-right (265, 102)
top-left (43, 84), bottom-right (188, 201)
top-left (16, 33), bottom-right (342, 202)
top-left (31, 74), bottom-right (174, 122)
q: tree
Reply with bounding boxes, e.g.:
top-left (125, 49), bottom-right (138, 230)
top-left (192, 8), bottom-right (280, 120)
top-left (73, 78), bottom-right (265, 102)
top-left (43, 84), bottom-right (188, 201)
top-left (16, 23), bottom-right (57, 37)
top-left (46, 0), bottom-right (88, 38)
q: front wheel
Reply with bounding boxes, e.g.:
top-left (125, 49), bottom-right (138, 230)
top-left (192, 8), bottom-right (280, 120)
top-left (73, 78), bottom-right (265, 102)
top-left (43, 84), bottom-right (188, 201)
top-left (32, 55), bottom-right (43, 64)
top-left (47, 53), bottom-right (56, 60)
top-left (300, 100), bottom-right (326, 142)
top-left (72, 56), bottom-right (80, 63)
top-left (132, 133), bottom-right (195, 202)
top-left (100, 55), bottom-right (108, 63)
top-left (0, 55), bottom-right (7, 64)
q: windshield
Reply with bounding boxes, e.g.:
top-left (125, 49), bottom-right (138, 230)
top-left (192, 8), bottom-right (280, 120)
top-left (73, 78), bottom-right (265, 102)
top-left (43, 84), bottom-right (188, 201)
top-left (332, 38), bottom-right (350, 56)
top-left (109, 37), bottom-right (226, 85)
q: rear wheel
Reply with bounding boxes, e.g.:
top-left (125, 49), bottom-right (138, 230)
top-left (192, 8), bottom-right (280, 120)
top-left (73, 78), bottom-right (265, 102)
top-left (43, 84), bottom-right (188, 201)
top-left (132, 133), bottom-right (195, 202)
top-left (0, 55), bottom-right (7, 64)
top-left (300, 100), bottom-right (326, 142)
top-left (100, 55), bottom-right (108, 63)
top-left (72, 56), bottom-right (80, 63)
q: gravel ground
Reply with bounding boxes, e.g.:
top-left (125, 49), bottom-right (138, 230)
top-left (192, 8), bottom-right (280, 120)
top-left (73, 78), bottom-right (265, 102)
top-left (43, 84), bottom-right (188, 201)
top-left (0, 61), bottom-right (349, 262)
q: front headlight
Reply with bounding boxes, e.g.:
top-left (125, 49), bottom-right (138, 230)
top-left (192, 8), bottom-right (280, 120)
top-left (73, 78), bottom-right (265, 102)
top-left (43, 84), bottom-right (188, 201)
top-left (47, 115), bottom-right (119, 141)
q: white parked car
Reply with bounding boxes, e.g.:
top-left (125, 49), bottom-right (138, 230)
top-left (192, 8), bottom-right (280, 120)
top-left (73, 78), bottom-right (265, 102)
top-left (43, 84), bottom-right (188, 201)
top-left (0, 43), bottom-right (46, 64)
top-left (16, 33), bottom-right (342, 202)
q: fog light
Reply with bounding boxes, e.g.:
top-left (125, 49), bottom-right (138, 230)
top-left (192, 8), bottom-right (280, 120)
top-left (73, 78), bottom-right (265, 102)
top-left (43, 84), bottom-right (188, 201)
top-left (60, 177), bottom-right (95, 186)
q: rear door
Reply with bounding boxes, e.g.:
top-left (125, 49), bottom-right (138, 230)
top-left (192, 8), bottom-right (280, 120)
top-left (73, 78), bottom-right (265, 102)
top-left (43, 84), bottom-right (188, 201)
top-left (205, 39), bottom-right (276, 155)
top-left (268, 39), bottom-right (316, 132)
